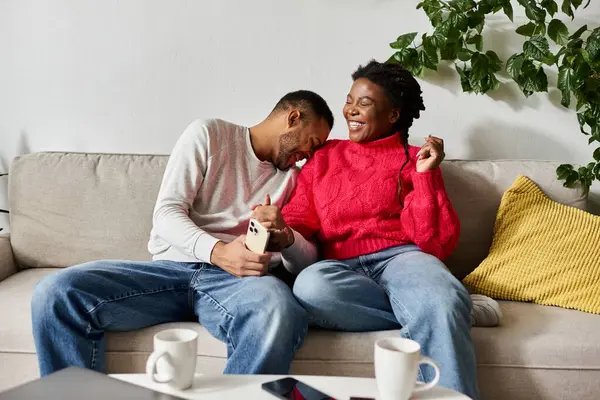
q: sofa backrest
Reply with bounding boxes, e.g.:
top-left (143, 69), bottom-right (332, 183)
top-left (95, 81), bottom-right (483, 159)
top-left (9, 152), bottom-right (587, 278)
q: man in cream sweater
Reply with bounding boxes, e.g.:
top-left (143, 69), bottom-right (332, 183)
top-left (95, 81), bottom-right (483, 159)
top-left (31, 90), bottom-right (334, 376)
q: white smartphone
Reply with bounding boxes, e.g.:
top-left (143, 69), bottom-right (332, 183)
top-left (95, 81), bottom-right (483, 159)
top-left (245, 218), bottom-right (271, 254)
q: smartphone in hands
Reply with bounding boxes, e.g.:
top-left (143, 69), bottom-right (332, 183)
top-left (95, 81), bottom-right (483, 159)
top-left (245, 218), bottom-right (271, 254)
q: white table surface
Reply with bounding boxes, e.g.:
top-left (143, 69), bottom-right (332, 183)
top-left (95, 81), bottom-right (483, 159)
top-left (111, 373), bottom-right (471, 400)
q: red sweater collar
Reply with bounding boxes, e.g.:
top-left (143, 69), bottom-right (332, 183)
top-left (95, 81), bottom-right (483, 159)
top-left (347, 133), bottom-right (405, 154)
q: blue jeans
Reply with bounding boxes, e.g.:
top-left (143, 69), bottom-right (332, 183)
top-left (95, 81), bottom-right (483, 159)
top-left (31, 260), bottom-right (307, 376)
top-left (293, 245), bottom-right (480, 400)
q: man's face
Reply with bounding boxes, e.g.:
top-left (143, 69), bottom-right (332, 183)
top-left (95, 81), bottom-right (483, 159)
top-left (274, 115), bottom-right (330, 170)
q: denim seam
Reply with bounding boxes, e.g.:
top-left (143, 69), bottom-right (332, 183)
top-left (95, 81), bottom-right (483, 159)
top-left (194, 289), bottom-right (236, 350)
top-left (87, 322), bottom-right (97, 370)
top-left (292, 323), bottom-right (308, 353)
top-left (357, 257), bottom-right (371, 276)
top-left (382, 286), bottom-right (425, 382)
top-left (188, 267), bottom-right (204, 309)
top-left (85, 285), bottom-right (190, 315)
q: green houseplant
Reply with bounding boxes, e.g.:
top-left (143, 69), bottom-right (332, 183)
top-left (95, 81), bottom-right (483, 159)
top-left (387, 0), bottom-right (599, 191)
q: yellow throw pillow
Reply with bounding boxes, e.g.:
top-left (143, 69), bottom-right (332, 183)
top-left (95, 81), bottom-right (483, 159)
top-left (463, 175), bottom-right (600, 314)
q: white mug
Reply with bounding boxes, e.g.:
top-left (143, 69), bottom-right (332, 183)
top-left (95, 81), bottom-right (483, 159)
top-left (375, 338), bottom-right (441, 400)
top-left (145, 328), bottom-right (198, 390)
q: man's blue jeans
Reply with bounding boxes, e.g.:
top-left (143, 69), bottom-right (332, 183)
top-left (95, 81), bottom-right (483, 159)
top-left (293, 245), bottom-right (480, 400)
top-left (31, 260), bottom-right (307, 376)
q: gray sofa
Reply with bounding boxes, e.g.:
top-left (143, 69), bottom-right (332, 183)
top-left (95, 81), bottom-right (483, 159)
top-left (0, 152), bottom-right (599, 400)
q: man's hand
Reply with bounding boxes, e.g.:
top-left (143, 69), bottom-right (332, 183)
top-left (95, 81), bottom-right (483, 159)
top-left (210, 236), bottom-right (271, 277)
top-left (416, 136), bottom-right (445, 173)
top-left (251, 194), bottom-right (295, 252)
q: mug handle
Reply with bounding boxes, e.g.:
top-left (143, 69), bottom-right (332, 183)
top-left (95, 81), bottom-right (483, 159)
top-left (413, 356), bottom-right (440, 393)
top-left (145, 350), bottom-right (172, 383)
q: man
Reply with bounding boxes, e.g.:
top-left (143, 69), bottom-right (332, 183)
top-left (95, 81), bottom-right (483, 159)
top-left (31, 90), bottom-right (333, 376)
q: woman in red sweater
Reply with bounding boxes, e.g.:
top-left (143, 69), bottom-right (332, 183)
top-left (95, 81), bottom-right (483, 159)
top-left (253, 60), bottom-right (480, 399)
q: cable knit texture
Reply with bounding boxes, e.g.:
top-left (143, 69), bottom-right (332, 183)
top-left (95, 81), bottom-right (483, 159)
top-left (282, 134), bottom-right (460, 261)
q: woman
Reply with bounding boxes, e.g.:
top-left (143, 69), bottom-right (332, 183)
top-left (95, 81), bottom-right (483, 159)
top-left (252, 60), bottom-right (488, 399)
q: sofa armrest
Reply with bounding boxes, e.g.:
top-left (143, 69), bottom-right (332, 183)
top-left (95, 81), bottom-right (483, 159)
top-left (0, 234), bottom-right (17, 283)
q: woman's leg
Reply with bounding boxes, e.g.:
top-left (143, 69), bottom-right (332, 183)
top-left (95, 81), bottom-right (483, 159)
top-left (292, 260), bottom-right (400, 331)
top-left (375, 248), bottom-right (480, 400)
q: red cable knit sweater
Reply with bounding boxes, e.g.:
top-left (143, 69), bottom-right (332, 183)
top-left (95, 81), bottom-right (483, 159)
top-left (282, 134), bottom-right (460, 261)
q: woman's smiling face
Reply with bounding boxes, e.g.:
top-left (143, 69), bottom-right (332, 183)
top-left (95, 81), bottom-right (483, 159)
top-left (343, 77), bottom-right (400, 143)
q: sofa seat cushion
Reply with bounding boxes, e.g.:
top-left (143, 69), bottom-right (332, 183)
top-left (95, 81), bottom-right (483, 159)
top-left (472, 301), bottom-right (600, 370)
top-left (3, 269), bottom-right (600, 374)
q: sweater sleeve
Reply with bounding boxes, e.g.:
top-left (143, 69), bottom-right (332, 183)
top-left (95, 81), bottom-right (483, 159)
top-left (281, 157), bottom-right (321, 273)
top-left (151, 120), bottom-right (221, 263)
top-left (281, 229), bottom-right (319, 275)
top-left (281, 157), bottom-right (321, 239)
top-left (400, 168), bottom-right (460, 261)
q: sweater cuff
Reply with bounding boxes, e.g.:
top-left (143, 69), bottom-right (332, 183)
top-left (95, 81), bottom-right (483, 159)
top-left (193, 233), bottom-right (222, 264)
top-left (412, 169), bottom-right (443, 193)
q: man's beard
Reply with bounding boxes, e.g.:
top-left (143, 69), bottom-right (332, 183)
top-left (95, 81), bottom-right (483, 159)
top-left (275, 131), bottom-right (301, 170)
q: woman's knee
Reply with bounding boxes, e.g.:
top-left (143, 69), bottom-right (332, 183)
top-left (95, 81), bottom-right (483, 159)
top-left (292, 261), bottom-right (342, 301)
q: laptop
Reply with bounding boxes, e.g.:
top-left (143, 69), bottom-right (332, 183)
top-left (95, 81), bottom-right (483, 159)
top-left (0, 367), bottom-right (184, 400)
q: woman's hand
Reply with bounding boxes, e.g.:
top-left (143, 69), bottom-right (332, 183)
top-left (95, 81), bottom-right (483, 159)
top-left (416, 136), bottom-right (445, 172)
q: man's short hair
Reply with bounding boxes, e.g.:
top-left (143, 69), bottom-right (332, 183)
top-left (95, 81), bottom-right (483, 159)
top-left (272, 90), bottom-right (334, 130)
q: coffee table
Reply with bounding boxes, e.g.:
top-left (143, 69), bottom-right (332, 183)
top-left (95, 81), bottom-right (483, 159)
top-left (111, 373), bottom-right (471, 399)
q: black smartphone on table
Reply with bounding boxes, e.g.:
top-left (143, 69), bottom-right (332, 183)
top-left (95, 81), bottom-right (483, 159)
top-left (261, 377), bottom-right (336, 400)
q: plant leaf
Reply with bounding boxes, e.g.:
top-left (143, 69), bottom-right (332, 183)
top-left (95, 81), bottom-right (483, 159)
top-left (518, 0), bottom-right (546, 22)
top-left (441, 40), bottom-right (460, 60)
top-left (561, 0), bottom-right (574, 19)
top-left (516, 22), bottom-right (537, 36)
top-left (569, 24), bottom-right (587, 39)
top-left (449, 11), bottom-right (469, 32)
top-left (503, 2), bottom-right (514, 21)
top-left (535, 68), bottom-right (549, 92)
top-left (391, 32), bottom-right (418, 49)
top-left (558, 66), bottom-right (574, 107)
top-left (489, 73), bottom-right (501, 91)
top-left (541, 0), bottom-right (559, 16)
top-left (458, 49), bottom-right (474, 61)
top-left (475, 34), bottom-right (483, 51)
top-left (564, 170), bottom-right (580, 187)
top-left (471, 52), bottom-right (490, 81)
top-left (571, 0), bottom-right (583, 8)
top-left (421, 39), bottom-right (440, 69)
top-left (548, 19), bottom-right (569, 45)
top-left (578, 112), bottom-right (590, 134)
top-left (486, 50), bottom-right (503, 71)
top-left (557, 163), bottom-right (574, 180)
top-left (523, 36), bottom-right (550, 60)
top-left (456, 65), bottom-right (473, 92)
top-left (468, 10), bottom-right (485, 29)
top-left (585, 28), bottom-right (600, 61)
top-left (594, 147), bottom-right (600, 161)
top-left (506, 53), bottom-right (525, 79)
top-left (543, 52), bottom-right (558, 65)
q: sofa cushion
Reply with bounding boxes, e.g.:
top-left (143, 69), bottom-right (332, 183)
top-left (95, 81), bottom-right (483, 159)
top-left (10, 154), bottom-right (587, 279)
top-left (465, 175), bottom-right (600, 314)
top-left (3, 269), bottom-right (600, 375)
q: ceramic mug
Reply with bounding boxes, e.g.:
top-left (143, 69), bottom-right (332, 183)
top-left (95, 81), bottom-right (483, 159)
top-left (374, 337), bottom-right (440, 400)
top-left (145, 328), bottom-right (198, 390)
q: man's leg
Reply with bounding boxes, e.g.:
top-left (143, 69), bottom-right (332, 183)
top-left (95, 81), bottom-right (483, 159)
top-left (31, 260), bottom-right (196, 375)
top-left (292, 260), bottom-right (400, 331)
top-left (191, 264), bottom-right (307, 374)
top-left (375, 248), bottom-right (480, 400)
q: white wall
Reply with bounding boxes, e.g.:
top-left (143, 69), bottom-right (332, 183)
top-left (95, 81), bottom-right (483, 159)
top-left (1, 0), bottom-right (599, 231)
